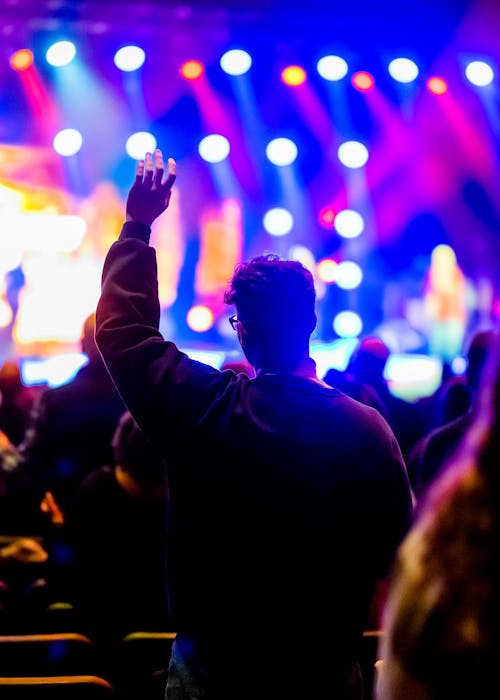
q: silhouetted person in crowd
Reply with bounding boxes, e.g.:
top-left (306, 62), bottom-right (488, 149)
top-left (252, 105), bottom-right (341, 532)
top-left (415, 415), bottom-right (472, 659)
top-left (19, 312), bottom-right (125, 516)
top-left (0, 432), bottom-right (45, 536)
top-left (347, 336), bottom-right (427, 460)
top-left (323, 366), bottom-right (389, 417)
top-left (0, 359), bottom-right (37, 446)
top-left (68, 410), bottom-right (169, 654)
top-left (376, 327), bottom-right (500, 700)
top-left (407, 328), bottom-right (497, 500)
top-left (95, 149), bottom-right (413, 700)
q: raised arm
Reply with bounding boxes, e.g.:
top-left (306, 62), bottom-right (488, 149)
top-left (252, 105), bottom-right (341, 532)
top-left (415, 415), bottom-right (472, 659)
top-left (95, 149), bottom-right (222, 448)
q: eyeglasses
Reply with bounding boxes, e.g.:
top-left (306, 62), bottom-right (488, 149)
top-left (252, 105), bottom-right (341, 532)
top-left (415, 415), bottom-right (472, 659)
top-left (228, 314), bottom-right (239, 331)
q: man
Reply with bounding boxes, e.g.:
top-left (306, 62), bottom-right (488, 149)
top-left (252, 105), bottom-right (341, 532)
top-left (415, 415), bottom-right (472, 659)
top-left (96, 150), bottom-right (413, 700)
top-left (408, 328), bottom-right (497, 500)
top-left (19, 312), bottom-right (125, 516)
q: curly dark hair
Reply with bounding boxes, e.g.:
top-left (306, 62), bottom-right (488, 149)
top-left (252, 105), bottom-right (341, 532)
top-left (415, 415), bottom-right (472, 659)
top-left (224, 254), bottom-right (316, 354)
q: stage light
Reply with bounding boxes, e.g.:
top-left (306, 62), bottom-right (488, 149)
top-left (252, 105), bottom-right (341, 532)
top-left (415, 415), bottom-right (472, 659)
top-left (465, 60), bottom-right (494, 86)
top-left (318, 207), bottom-right (336, 228)
top-left (220, 49), bottom-right (252, 76)
top-left (10, 49), bottom-right (34, 72)
top-left (180, 60), bottom-right (204, 80)
top-left (187, 305), bottom-right (214, 333)
top-left (53, 128), bottom-right (83, 156)
top-left (335, 261), bottom-right (363, 290)
top-left (384, 354), bottom-right (443, 401)
top-left (46, 41), bottom-right (76, 67)
top-left (451, 355), bottom-right (467, 375)
top-left (0, 300), bottom-right (13, 329)
top-left (263, 208), bottom-right (294, 236)
top-left (281, 65), bottom-right (307, 86)
top-left (114, 45), bottom-right (146, 72)
top-left (333, 311), bottom-right (363, 338)
top-left (289, 245), bottom-right (316, 272)
top-left (198, 134), bottom-right (230, 163)
top-left (388, 57), bottom-right (419, 83)
top-left (310, 338), bottom-right (359, 374)
top-left (0, 241), bottom-right (23, 275)
top-left (21, 354), bottom-right (88, 388)
top-left (352, 71), bottom-right (375, 91)
top-left (337, 140), bottom-right (369, 168)
top-left (20, 214), bottom-right (87, 252)
top-left (126, 131), bottom-right (157, 160)
top-left (427, 77), bottom-right (448, 95)
top-left (334, 209), bottom-right (364, 238)
top-left (316, 55), bottom-right (348, 81)
top-left (317, 258), bottom-right (338, 284)
top-left (265, 138), bottom-right (298, 166)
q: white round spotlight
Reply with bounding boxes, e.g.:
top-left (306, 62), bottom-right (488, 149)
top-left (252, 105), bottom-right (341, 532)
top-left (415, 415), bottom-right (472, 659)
top-left (126, 131), bottom-right (157, 160)
top-left (388, 58), bottom-right (419, 83)
top-left (53, 128), bottom-right (83, 156)
top-left (220, 49), bottom-right (252, 76)
top-left (263, 208), bottom-right (294, 236)
top-left (198, 134), bottom-right (230, 163)
top-left (46, 41), bottom-right (76, 67)
top-left (465, 60), bottom-right (494, 86)
top-left (114, 45), bottom-right (146, 72)
top-left (335, 261), bottom-right (363, 290)
top-left (265, 138), bottom-right (298, 166)
top-left (187, 305), bottom-right (214, 333)
top-left (333, 311), bottom-right (363, 338)
top-left (334, 209), bottom-right (365, 238)
top-left (337, 141), bottom-right (369, 168)
top-left (316, 55), bottom-right (348, 81)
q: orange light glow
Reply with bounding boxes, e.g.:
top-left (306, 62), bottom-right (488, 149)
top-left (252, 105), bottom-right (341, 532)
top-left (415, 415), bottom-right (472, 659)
top-left (180, 60), bottom-right (204, 80)
top-left (427, 76), bottom-right (448, 95)
top-left (281, 65), bottom-right (307, 86)
top-left (10, 49), bottom-right (34, 72)
top-left (352, 71), bottom-right (375, 91)
top-left (317, 258), bottom-right (338, 284)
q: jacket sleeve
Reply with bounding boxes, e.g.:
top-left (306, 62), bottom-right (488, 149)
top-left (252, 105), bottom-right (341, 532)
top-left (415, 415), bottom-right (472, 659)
top-left (95, 222), bottom-right (224, 447)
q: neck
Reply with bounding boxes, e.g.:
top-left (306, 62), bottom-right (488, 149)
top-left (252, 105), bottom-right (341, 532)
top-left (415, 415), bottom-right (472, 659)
top-left (255, 355), bottom-right (318, 379)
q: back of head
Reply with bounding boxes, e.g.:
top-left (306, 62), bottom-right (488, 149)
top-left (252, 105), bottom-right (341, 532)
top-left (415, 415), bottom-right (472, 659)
top-left (223, 254), bottom-right (316, 368)
top-left (348, 336), bottom-right (390, 387)
top-left (80, 312), bottom-right (101, 363)
top-left (0, 360), bottom-right (22, 397)
top-left (466, 329), bottom-right (498, 393)
top-left (112, 411), bottom-right (166, 486)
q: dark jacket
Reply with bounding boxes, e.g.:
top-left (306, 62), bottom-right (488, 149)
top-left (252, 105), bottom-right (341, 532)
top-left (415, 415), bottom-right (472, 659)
top-left (96, 222), bottom-right (413, 698)
top-left (19, 360), bottom-right (125, 513)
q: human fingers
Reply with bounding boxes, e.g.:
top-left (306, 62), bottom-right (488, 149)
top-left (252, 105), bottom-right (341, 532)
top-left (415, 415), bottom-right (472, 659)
top-left (154, 148), bottom-right (164, 187)
top-left (144, 151), bottom-right (154, 185)
top-left (163, 157), bottom-right (177, 190)
top-left (134, 159), bottom-right (145, 184)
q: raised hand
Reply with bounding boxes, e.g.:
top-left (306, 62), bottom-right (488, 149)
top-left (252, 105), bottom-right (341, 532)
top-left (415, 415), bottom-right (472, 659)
top-left (126, 149), bottom-right (176, 227)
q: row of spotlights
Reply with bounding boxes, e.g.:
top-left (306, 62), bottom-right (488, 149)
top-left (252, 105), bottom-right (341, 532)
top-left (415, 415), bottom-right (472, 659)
top-left (9, 43), bottom-right (496, 88)
top-left (53, 128), bottom-right (370, 172)
top-left (51, 127), bottom-right (367, 239)
top-left (52, 131), bottom-right (367, 243)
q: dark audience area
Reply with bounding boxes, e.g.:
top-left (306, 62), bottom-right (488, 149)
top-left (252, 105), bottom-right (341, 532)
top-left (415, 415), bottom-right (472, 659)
top-left (1, 321), bottom-right (497, 698)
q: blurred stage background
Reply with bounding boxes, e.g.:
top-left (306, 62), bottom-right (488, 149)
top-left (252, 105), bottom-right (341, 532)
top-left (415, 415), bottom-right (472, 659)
top-left (1, 0), bottom-right (499, 398)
